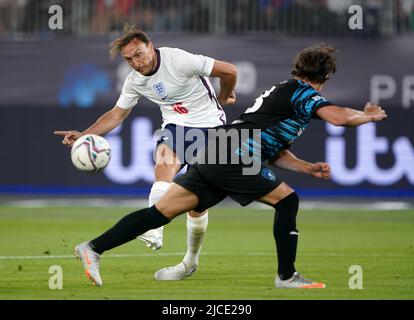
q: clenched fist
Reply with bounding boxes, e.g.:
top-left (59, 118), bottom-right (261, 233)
top-left (309, 162), bottom-right (331, 180)
top-left (364, 102), bottom-right (387, 122)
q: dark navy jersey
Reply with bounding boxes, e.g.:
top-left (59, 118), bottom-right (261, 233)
top-left (227, 79), bottom-right (332, 161)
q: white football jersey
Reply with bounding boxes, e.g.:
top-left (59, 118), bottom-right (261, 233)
top-left (116, 47), bottom-right (226, 128)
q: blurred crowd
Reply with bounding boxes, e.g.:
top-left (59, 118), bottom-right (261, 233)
top-left (0, 0), bottom-right (413, 37)
top-left (227, 0), bottom-right (414, 35)
top-left (0, 0), bottom-right (210, 35)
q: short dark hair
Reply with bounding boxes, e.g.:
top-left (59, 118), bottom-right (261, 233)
top-left (109, 23), bottom-right (151, 58)
top-left (291, 43), bottom-right (337, 83)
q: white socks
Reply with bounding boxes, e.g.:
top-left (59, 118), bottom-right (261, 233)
top-left (145, 180), bottom-right (208, 268)
top-left (183, 211), bottom-right (208, 268)
top-left (149, 181), bottom-right (171, 207)
top-left (146, 181), bottom-right (172, 237)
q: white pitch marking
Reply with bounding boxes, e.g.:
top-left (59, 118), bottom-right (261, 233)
top-left (0, 252), bottom-right (406, 260)
top-left (2, 199), bottom-right (412, 210)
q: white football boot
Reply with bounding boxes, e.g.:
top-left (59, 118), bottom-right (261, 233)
top-left (275, 272), bottom-right (326, 289)
top-left (137, 226), bottom-right (163, 251)
top-left (154, 262), bottom-right (197, 281)
top-left (74, 241), bottom-right (103, 287)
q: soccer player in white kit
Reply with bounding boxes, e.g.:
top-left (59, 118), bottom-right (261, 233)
top-left (55, 24), bottom-right (237, 283)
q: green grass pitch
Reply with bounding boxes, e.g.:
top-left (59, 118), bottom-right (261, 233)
top-left (0, 205), bottom-right (413, 300)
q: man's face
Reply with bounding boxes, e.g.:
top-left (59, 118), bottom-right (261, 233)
top-left (122, 38), bottom-right (156, 75)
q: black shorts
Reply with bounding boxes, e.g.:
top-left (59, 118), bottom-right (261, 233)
top-left (174, 162), bottom-right (282, 212)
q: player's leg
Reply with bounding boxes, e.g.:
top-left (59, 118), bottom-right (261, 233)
top-left (155, 182), bottom-right (211, 280)
top-left (137, 143), bottom-right (182, 250)
top-left (216, 161), bottom-right (324, 289)
top-left (259, 183), bottom-right (298, 281)
top-left (154, 208), bottom-right (208, 280)
top-left (175, 126), bottom-right (210, 278)
top-left (183, 209), bottom-right (208, 273)
top-left (75, 183), bottom-right (199, 286)
top-left (154, 165), bottom-right (226, 281)
top-left (259, 183), bottom-right (326, 288)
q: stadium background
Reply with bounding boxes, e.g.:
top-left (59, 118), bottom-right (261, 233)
top-left (0, 0), bottom-right (413, 198)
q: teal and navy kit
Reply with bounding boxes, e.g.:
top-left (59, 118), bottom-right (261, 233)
top-left (174, 79), bottom-right (333, 211)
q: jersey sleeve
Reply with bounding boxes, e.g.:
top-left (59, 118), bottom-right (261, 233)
top-left (116, 75), bottom-right (141, 109)
top-left (291, 86), bottom-right (332, 119)
top-left (172, 48), bottom-right (215, 78)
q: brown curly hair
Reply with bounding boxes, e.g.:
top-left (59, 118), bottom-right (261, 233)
top-left (109, 23), bottom-right (151, 58)
top-left (291, 43), bottom-right (337, 84)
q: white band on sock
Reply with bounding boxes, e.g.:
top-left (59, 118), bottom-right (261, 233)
top-left (149, 181), bottom-right (171, 207)
top-left (186, 211), bottom-right (208, 234)
top-left (183, 211), bottom-right (208, 267)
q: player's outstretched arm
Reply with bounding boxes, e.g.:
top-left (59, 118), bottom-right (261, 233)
top-left (315, 102), bottom-right (387, 127)
top-left (271, 150), bottom-right (331, 180)
top-left (54, 105), bottom-right (131, 147)
top-left (210, 60), bottom-right (237, 106)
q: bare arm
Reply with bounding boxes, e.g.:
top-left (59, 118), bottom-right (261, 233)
top-left (210, 60), bottom-right (238, 106)
top-left (271, 150), bottom-right (331, 180)
top-left (81, 105), bottom-right (131, 135)
top-left (315, 102), bottom-right (387, 127)
top-left (54, 105), bottom-right (131, 147)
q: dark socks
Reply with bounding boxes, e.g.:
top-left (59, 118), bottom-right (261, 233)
top-left (90, 205), bottom-right (170, 254)
top-left (273, 192), bottom-right (300, 281)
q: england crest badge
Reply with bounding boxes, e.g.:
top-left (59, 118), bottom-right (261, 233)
top-left (153, 82), bottom-right (168, 100)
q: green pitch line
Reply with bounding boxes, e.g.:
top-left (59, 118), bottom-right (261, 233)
top-left (0, 206), bottom-right (413, 300)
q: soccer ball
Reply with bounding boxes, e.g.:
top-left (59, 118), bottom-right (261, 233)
top-left (71, 134), bottom-right (111, 172)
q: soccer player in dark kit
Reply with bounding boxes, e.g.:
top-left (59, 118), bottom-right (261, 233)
top-left (74, 43), bottom-right (387, 288)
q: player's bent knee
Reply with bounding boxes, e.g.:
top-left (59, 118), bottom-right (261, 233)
top-left (187, 211), bottom-right (208, 233)
top-left (260, 182), bottom-right (295, 206)
top-left (187, 210), bottom-right (206, 218)
top-left (155, 145), bottom-right (181, 164)
top-left (277, 191), bottom-right (299, 207)
top-left (154, 162), bottom-right (181, 181)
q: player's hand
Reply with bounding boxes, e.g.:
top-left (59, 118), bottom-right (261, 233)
top-left (218, 91), bottom-right (236, 106)
top-left (309, 162), bottom-right (331, 180)
top-left (54, 130), bottom-right (81, 147)
top-left (364, 102), bottom-right (387, 122)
